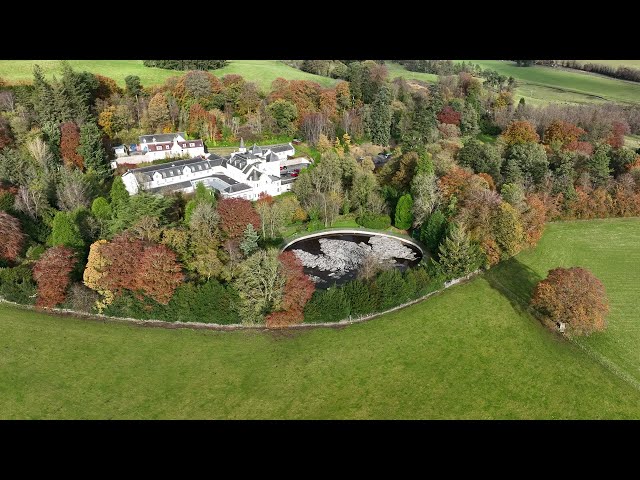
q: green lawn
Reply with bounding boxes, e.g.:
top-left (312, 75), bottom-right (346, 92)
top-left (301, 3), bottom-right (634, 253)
top-left (502, 218), bottom-right (640, 386)
top-left (0, 60), bottom-right (336, 92)
top-left (2, 219), bottom-right (640, 419)
top-left (459, 60), bottom-right (640, 106)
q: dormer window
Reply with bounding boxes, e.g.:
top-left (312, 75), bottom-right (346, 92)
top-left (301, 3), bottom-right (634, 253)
top-left (156, 146), bottom-right (162, 151)
top-left (189, 142), bottom-right (195, 147)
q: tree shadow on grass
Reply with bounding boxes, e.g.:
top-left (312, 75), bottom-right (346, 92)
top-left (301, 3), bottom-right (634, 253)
top-left (483, 257), bottom-right (543, 317)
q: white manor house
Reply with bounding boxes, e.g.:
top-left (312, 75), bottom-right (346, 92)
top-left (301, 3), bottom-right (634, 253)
top-left (121, 138), bottom-right (311, 200)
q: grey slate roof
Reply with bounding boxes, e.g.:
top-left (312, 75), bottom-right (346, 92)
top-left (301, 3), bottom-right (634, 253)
top-left (139, 132), bottom-right (186, 144)
top-left (267, 152), bottom-right (278, 162)
top-left (146, 180), bottom-right (193, 193)
top-left (267, 144), bottom-right (293, 153)
top-left (225, 183), bottom-right (251, 193)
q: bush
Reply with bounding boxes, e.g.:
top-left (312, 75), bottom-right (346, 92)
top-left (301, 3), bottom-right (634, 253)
top-left (356, 213), bottom-right (391, 230)
top-left (343, 279), bottom-right (376, 317)
top-left (0, 265), bottom-right (37, 304)
top-left (304, 286), bottom-right (351, 323)
top-left (531, 267), bottom-right (609, 336)
top-left (163, 280), bottom-right (240, 324)
top-left (64, 283), bottom-right (100, 313)
top-left (372, 269), bottom-right (412, 310)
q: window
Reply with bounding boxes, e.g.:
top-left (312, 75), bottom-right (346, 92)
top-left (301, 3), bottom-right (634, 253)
top-left (156, 146), bottom-right (162, 151)
top-left (189, 142), bottom-right (195, 147)
top-left (165, 145), bottom-right (170, 149)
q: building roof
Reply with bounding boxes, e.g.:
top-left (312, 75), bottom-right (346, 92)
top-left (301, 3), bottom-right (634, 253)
top-left (239, 137), bottom-right (245, 149)
top-left (139, 132), bottom-right (186, 144)
top-left (146, 180), bottom-right (193, 193)
top-left (225, 183), bottom-right (252, 193)
top-left (267, 144), bottom-right (294, 153)
top-left (251, 144), bottom-right (262, 155)
top-left (266, 152), bottom-right (279, 162)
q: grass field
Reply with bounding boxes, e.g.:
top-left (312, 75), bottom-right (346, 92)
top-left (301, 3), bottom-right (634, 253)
top-left (0, 60), bottom-right (336, 91)
top-left (502, 218), bottom-right (640, 386)
top-left (576, 60), bottom-right (640, 69)
top-left (2, 218), bottom-right (640, 419)
top-left (460, 60), bottom-right (640, 106)
top-left (385, 62), bottom-right (438, 84)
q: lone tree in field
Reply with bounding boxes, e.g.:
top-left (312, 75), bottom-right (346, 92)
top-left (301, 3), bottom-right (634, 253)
top-left (530, 267), bottom-right (609, 336)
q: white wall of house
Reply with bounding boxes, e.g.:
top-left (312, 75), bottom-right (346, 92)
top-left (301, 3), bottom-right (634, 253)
top-left (122, 172), bottom-right (140, 195)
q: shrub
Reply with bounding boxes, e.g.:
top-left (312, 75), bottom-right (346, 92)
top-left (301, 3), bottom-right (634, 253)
top-left (531, 267), bottom-right (609, 336)
top-left (32, 246), bottom-right (77, 308)
top-left (164, 280), bottom-right (240, 324)
top-left (343, 279), bottom-right (376, 317)
top-left (0, 265), bottom-right (37, 304)
top-left (304, 286), bottom-right (351, 323)
top-left (372, 269), bottom-right (412, 310)
top-left (356, 213), bottom-right (391, 230)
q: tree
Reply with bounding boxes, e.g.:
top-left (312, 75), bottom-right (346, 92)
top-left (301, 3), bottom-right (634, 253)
top-left (82, 239), bottom-right (113, 311)
top-left (411, 172), bottom-right (440, 227)
top-left (500, 120), bottom-right (540, 146)
top-left (124, 75), bottom-right (142, 98)
top-left (78, 121), bottom-right (109, 179)
top-left (394, 194), bottom-right (414, 230)
top-left (588, 143), bottom-right (612, 187)
top-left (239, 223), bottom-right (259, 257)
top-left (266, 99), bottom-right (298, 135)
top-left (147, 93), bottom-right (171, 130)
top-left (543, 120), bottom-right (586, 151)
top-left (0, 116), bottom-right (14, 150)
top-left (217, 198), bottom-right (261, 240)
top-left (49, 210), bottom-right (85, 250)
top-left (491, 202), bottom-right (524, 259)
top-left (57, 167), bottom-right (91, 211)
top-left (531, 267), bottom-right (609, 336)
top-left (33, 246), bottom-right (76, 308)
top-left (96, 235), bottom-right (184, 305)
top-left (0, 211), bottom-right (25, 262)
top-left (370, 84), bottom-right (392, 145)
top-left (457, 139), bottom-right (502, 180)
top-left (437, 105), bottom-right (461, 125)
top-left (234, 249), bottom-right (285, 325)
top-left (420, 209), bottom-right (447, 254)
top-left (109, 176), bottom-right (129, 212)
top-left (265, 251), bottom-right (315, 328)
top-left (60, 122), bottom-right (84, 169)
top-left (506, 143), bottom-right (549, 186)
top-left (434, 223), bottom-right (483, 278)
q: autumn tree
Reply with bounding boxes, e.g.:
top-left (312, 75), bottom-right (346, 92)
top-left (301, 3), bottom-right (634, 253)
top-left (500, 120), bottom-right (540, 146)
top-left (265, 251), bottom-right (315, 328)
top-left (531, 267), bottom-right (609, 335)
top-left (217, 198), bottom-right (261, 240)
top-left (491, 202), bottom-right (525, 259)
top-left (543, 120), bottom-right (586, 151)
top-left (60, 122), bottom-right (84, 169)
top-left (0, 211), bottom-right (25, 262)
top-left (147, 93), bottom-right (171, 130)
top-left (33, 246), bottom-right (76, 308)
top-left (437, 105), bottom-right (461, 126)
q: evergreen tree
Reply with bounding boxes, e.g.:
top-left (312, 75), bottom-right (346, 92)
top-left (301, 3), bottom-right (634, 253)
top-left (124, 75), bottom-right (142, 98)
top-left (32, 65), bottom-right (57, 126)
top-left (109, 176), bottom-right (130, 213)
top-left (49, 210), bottom-right (84, 250)
top-left (239, 223), bottom-right (259, 257)
top-left (394, 193), bottom-right (414, 230)
top-left (79, 121), bottom-right (109, 180)
top-left (370, 84), bottom-right (392, 146)
top-left (502, 157), bottom-right (524, 185)
top-left (420, 209), bottom-right (447, 254)
top-left (588, 144), bottom-right (612, 187)
top-left (433, 223), bottom-right (483, 279)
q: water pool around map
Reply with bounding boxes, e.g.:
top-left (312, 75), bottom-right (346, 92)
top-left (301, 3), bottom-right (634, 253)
top-left (283, 232), bottom-right (423, 288)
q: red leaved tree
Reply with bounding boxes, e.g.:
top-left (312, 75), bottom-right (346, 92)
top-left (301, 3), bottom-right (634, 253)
top-left (33, 246), bottom-right (76, 308)
top-left (98, 234), bottom-right (184, 305)
top-left (606, 121), bottom-right (630, 149)
top-left (265, 251), bottom-right (315, 328)
top-left (217, 198), bottom-right (261, 240)
top-left (0, 211), bottom-right (25, 262)
top-left (531, 267), bottom-right (609, 335)
top-left (500, 120), bottom-right (540, 146)
top-left (60, 121), bottom-right (84, 169)
top-left (437, 106), bottom-right (461, 126)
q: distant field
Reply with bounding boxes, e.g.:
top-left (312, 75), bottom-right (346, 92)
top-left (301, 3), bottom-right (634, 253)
top-left (0, 60), bottom-right (337, 91)
top-left (459, 60), bottom-right (640, 106)
top-left (385, 62), bottom-right (438, 84)
top-left (2, 218), bottom-right (640, 419)
top-left (576, 60), bottom-right (640, 69)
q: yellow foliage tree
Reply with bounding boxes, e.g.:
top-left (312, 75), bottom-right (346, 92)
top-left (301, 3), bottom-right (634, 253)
top-left (83, 240), bottom-right (114, 312)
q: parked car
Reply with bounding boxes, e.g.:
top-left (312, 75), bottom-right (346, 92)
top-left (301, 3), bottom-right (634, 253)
top-left (291, 172), bottom-right (299, 177)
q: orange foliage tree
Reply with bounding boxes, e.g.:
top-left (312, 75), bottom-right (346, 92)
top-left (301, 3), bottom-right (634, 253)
top-left (217, 198), bottom-right (261, 240)
top-left (0, 211), bottom-right (25, 262)
top-left (60, 121), bottom-right (84, 169)
top-left (543, 120), bottom-right (586, 151)
top-left (500, 120), bottom-right (540, 146)
top-left (531, 267), bottom-right (609, 335)
top-left (33, 246), bottom-right (77, 308)
top-left (265, 251), bottom-right (315, 328)
top-left (97, 234), bottom-right (184, 305)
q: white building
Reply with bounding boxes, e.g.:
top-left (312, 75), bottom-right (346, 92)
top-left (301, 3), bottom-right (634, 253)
top-left (112, 132), bottom-right (206, 166)
top-left (120, 140), bottom-right (310, 201)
